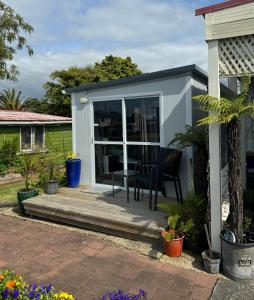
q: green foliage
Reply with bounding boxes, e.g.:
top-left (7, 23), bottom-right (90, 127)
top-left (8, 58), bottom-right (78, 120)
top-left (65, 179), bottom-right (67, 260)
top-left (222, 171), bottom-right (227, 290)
top-left (159, 193), bottom-right (207, 251)
top-left (162, 213), bottom-right (194, 241)
top-left (37, 153), bottom-right (62, 190)
top-left (169, 125), bottom-right (207, 150)
top-left (193, 76), bottom-right (252, 242)
top-left (0, 1), bottom-right (33, 81)
top-left (0, 138), bottom-right (18, 176)
top-left (42, 55), bottom-right (142, 116)
top-left (0, 88), bottom-right (36, 110)
top-left (95, 55), bottom-right (142, 81)
top-left (169, 126), bottom-right (208, 197)
top-left (193, 76), bottom-right (252, 126)
top-left (14, 153), bottom-right (40, 191)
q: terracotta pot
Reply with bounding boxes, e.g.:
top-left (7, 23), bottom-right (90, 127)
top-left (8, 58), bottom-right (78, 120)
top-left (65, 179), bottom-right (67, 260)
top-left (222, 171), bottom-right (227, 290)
top-left (162, 230), bottom-right (184, 257)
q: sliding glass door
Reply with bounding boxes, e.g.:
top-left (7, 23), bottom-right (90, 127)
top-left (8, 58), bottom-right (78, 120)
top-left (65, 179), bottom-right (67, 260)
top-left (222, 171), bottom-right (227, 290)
top-left (125, 97), bottom-right (160, 173)
top-left (93, 96), bottom-right (160, 186)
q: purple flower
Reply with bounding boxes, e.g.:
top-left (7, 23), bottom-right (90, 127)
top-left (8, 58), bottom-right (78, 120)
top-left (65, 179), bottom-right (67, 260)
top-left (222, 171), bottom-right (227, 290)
top-left (28, 290), bottom-right (34, 298)
top-left (12, 289), bottom-right (19, 299)
top-left (35, 292), bottom-right (41, 300)
top-left (2, 288), bottom-right (9, 299)
top-left (31, 283), bottom-right (37, 290)
top-left (46, 284), bottom-right (52, 293)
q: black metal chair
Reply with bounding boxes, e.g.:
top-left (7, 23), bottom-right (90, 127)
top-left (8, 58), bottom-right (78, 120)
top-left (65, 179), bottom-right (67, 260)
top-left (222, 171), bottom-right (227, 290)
top-left (134, 148), bottom-right (183, 210)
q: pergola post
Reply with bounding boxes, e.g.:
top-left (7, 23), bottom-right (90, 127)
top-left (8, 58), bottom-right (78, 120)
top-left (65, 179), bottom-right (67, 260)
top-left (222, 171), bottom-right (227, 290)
top-left (208, 40), bottom-right (222, 252)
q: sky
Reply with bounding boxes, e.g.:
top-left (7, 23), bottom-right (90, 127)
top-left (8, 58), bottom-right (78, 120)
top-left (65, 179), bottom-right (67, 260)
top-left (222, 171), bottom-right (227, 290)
top-left (2, 0), bottom-right (221, 99)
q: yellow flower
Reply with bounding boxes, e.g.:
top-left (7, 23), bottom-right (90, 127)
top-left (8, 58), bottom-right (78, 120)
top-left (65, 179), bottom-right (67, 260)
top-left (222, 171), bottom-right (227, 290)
top-left (0, 274), bottom-right (4, 281)
top-left (66, 152), bottom-right (77, 160)
top-left (54, 292), bottom-right (74, 300)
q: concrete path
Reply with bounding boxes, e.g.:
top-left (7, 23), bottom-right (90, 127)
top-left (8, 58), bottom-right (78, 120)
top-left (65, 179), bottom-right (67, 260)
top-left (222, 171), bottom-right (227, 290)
top-left (211, 278), bottom-right (254, 300)
top-left (0, 215), bottom-right (217, 299)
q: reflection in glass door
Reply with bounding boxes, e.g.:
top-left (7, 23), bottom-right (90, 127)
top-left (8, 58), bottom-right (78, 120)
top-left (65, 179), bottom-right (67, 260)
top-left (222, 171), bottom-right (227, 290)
top-left (93, 100), bottom-right (124, 186)
top-left (125, 97), bottom-right (160, 175)
top-left (93, 96), bottom-right (160, 186)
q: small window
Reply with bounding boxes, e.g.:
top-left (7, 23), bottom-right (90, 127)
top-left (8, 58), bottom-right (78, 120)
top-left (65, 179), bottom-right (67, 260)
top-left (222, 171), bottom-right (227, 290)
top-left (20, 126), bottom-right (45, 152)
top-left (34, 126), bottom-right (44, 150)
top-left (21, 126), bottom-right (32, 151)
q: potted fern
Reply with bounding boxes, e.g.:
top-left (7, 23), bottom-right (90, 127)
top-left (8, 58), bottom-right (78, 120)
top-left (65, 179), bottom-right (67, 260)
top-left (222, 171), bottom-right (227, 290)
top-left (193, 76), bottom-right (254, 281)
top-left (162, 214), bottom-right (194, 257)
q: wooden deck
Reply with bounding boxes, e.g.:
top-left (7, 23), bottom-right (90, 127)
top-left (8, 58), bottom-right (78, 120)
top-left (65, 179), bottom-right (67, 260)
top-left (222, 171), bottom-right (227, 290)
top-left (23, 187), bottom-right (173, 243)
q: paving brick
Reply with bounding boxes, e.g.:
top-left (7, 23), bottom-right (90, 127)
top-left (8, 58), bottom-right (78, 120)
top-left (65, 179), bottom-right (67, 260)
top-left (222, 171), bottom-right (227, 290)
top-left (191, 285), bottom-right (213, 300)
top-left (0, 215), bottom-right (217, 300)
top-left (195, 272), bottom-right (218, 288)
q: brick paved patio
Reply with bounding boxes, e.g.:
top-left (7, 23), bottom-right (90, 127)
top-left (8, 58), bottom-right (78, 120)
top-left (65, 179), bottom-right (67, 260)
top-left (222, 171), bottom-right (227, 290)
top-left (0, 215), bottom-right (217, 299)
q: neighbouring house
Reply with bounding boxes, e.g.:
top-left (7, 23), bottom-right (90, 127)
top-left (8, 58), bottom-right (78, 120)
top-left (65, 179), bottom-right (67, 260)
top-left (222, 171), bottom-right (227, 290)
top-left (0, 111), bottom-right (72, 153)
top-left (67, 64), bottom-right (233, 199)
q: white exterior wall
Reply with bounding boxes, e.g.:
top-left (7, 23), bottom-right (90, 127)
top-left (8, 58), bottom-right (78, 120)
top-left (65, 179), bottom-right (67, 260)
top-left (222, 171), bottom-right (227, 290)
top-left (205, 2), bottom-right (254, 40)
top-left (71, 75), bottom-right (194, 199)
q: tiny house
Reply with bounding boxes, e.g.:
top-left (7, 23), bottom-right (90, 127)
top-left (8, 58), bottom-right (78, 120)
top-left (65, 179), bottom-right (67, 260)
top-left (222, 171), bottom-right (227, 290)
top-left (67, 64), bottom-right (232, 199)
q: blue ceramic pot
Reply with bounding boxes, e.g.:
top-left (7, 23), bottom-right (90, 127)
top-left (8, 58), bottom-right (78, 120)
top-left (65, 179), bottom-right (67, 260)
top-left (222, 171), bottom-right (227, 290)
top-left (66, 159), bottom-right (81, 188)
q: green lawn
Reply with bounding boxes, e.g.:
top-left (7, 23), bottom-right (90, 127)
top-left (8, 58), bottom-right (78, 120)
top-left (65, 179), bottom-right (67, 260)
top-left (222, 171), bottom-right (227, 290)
top-left (0, 181), bottom-right (24, 203)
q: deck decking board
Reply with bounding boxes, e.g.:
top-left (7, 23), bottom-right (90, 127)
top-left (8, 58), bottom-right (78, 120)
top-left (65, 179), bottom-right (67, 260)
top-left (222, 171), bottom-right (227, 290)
top-left (23, 187), bottom-right (172, 243)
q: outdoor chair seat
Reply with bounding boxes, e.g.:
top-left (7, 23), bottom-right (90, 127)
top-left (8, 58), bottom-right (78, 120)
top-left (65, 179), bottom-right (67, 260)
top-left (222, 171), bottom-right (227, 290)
top-left (134, 148), bottom-right (183, 210)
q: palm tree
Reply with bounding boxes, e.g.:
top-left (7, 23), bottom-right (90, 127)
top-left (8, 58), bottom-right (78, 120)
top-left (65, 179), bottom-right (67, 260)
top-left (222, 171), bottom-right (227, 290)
top-left (0, 88), bottom-right (34, 111)
top-left (169, 125), bottom-right (208, 200)
top-left (193, 76), bottom-right (252, 243)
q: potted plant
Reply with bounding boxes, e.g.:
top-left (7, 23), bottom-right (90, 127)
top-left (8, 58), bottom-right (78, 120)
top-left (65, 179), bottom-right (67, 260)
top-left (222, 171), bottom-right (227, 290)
top-left (38, 154), bottom-right (60, 194)
top-left (162, 214), bottom-right (194, 257)
top-left (202, 224), bottom-right (221, 274)
top-left (65, 152), bottom-right (81, 188)
top-left (193, 76), bottom-right (254, 281)
top-left (15, 154), bottom-right (39, 214)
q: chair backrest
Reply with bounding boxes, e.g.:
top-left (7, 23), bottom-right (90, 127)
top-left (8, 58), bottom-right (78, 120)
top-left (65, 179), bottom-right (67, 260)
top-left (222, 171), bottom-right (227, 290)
top-left (159, 147), bottom-right (182, 175)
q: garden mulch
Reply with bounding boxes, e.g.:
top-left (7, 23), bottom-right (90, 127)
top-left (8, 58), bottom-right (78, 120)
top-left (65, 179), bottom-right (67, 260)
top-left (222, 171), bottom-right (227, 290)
top-left (0, 215), bottom-right (217, 299)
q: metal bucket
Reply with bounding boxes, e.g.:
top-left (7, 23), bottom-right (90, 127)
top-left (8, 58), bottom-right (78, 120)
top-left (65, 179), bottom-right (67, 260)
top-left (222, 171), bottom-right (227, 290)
top-left (220, 232), bottom-right (254, 282)
top-left (202, 250), bottom-right (221, 274)
top-left (45, 180), bottom-right (59, 194)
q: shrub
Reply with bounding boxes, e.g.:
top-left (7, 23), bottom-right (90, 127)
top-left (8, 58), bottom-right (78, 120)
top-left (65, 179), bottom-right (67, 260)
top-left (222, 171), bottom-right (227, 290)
top-left (0, 138), bottom-right (19, 176)
top-left (158, 193), bottom-right (207, 252)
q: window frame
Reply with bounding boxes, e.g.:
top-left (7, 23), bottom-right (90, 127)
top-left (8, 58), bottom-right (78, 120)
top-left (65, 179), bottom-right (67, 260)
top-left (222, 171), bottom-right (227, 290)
top-left (20, 125), bottom-right (45, 153)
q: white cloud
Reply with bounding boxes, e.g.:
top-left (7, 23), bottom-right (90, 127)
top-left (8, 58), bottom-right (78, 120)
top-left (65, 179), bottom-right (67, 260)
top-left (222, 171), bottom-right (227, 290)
top-left (2, 0), bottom-right (208, 98)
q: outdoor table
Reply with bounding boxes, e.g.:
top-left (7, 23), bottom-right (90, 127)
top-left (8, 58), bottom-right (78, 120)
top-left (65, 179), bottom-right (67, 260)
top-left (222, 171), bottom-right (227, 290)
top-left (111, 170), bottom-right (137, 202)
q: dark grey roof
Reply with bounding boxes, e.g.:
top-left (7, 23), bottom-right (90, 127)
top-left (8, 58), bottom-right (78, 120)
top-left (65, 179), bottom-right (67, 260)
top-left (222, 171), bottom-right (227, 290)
top-left (66, 64), bottom-right (208, 94)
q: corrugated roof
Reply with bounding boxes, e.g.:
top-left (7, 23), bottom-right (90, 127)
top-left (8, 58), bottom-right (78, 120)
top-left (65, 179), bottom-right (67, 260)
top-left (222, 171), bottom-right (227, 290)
top-left (0, 111), bottom-right (71, 122)
top-left (195, 0), bottom-right (254, 16)
top-left (66, 64), bottom-right (208, 94)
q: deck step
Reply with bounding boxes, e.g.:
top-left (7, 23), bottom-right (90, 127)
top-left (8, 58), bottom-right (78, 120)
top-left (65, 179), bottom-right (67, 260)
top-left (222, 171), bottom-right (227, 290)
top-left (23, 192), bottom-right (168, 244)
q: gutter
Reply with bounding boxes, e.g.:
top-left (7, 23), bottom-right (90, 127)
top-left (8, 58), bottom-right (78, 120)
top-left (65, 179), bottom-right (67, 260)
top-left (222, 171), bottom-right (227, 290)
top-left (0, 121), bottom-right (72, 125)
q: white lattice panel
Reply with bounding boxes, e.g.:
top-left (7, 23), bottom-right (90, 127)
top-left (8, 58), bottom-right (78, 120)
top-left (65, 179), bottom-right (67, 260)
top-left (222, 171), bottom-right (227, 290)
top-left (219, 35), bottom-right (254, 77)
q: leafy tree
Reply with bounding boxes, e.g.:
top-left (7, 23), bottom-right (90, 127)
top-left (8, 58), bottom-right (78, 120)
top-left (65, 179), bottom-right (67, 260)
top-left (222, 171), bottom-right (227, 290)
top-left (95, 55), bottom-right (142, 80)
top-left (0, 88), bottom-right (35, 110)
top-left (0, 1), bottom-right (33, 81)
top-left (43, 56), bottom-right (142, 116)
top-left (193, 76), bottom-right (252, 243)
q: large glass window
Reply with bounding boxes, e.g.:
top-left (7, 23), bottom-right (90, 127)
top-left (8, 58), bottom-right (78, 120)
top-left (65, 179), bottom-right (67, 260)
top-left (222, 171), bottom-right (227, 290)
top-left (94, 100), bottom-right (122, 141)
top-left (20, 126), bottom-right (45, 151)
top-left (95, 144), bottom-right (124, 186)
top-left (125, 97), bottom-right (160, 142)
